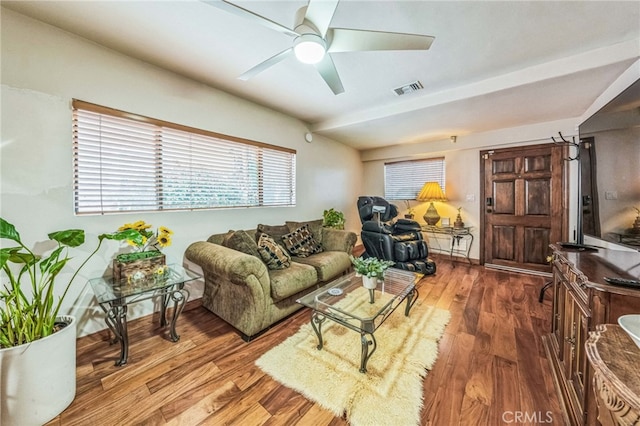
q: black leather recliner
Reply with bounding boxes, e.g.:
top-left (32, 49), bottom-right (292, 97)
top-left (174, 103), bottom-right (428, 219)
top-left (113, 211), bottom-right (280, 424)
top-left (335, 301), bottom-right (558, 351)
top-left (357, 196), bottom-right (436, 275)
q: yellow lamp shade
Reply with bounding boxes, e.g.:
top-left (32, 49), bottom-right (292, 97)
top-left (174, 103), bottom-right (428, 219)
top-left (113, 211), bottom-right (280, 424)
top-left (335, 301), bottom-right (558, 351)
top-left (417, 182), bottom-right (447, 226)
top-left (417, 182), bottom-right (446, 202)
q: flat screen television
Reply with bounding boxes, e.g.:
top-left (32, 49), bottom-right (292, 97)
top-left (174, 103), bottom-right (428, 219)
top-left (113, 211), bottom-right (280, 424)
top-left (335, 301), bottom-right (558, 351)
top-left (578, 77), bottom-right (640, 251)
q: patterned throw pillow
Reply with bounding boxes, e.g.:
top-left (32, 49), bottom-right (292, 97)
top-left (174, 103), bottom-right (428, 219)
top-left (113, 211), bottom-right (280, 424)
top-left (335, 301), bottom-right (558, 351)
top-left (256, 223), bottom-right (291, 251)
top-left (281, 224), bottom-right (324, 258)
top-left (257, 233), bottom-right (291, 270)
top-left (285, 219), bottom-right (323, 244)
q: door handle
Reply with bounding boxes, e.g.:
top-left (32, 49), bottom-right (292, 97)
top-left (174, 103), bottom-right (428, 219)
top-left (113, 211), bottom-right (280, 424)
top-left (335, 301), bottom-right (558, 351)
top-left (486, 197), bottom-right (493, 213)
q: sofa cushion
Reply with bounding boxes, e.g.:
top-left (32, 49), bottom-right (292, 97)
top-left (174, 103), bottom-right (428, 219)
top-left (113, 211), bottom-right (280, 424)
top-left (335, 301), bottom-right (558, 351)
top-left (269, 262), bottom-right (317, 302)
top-left (286, 219), bottom-right (323, 243)
top-left (222, 230), bottom-right (261, 259)
top-left (282, 224), bottom-right (324, 258)
top-left (291, 251), bottom-right (352, 282)
top-left (257, 233), bottom-right (291, 270)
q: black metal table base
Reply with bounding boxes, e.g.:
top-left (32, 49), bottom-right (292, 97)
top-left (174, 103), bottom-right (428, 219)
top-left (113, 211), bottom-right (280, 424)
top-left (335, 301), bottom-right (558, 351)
top-left (100, 286), bottom-right (190, 366)
top-left (309, 286), bottom-right (418, 373)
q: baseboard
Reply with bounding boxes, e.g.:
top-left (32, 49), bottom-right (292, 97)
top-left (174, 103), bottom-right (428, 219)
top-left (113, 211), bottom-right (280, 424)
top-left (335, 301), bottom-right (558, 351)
top-left (484, 263), bottom-right (552, 277)
top-left (428, 252), bottom-right (480, 265)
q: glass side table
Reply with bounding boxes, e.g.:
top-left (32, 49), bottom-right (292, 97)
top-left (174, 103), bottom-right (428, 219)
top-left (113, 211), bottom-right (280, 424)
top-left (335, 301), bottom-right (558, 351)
top-left (89, 264), bottom-right (200, 366)
top-left (421, 225), bottom-right (474, 265)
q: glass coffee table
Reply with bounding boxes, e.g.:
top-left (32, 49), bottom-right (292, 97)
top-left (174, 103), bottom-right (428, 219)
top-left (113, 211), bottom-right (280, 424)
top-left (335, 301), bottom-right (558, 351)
top-left (297, 268), bottom-right (420, 373)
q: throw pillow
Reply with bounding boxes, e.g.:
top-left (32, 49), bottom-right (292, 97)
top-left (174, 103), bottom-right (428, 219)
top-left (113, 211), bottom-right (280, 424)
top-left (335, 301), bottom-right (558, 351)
top-left (222, 230), bottom-right (261, 259)
top-left (281, 224), bottom-right (324, 258)
top-left (256, 223), bottom-right (291, 250)
top-left (218, 229), bottom-right (235, 245)
top-left (257, 233), bottom-right (291, 270)
top-left (286, 219), bottom-right (324, 244)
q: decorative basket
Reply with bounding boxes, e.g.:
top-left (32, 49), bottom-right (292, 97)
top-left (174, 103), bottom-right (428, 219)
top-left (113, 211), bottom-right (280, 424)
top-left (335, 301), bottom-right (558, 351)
top-left (113, 251), bottom-right (166, 284)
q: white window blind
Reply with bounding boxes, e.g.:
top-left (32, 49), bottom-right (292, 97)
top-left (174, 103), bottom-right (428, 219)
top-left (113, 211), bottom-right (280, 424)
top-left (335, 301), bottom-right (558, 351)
top-left (384, 158), bottom-right (446, 200)
top-left (72, 100), bottom-right (296, 214)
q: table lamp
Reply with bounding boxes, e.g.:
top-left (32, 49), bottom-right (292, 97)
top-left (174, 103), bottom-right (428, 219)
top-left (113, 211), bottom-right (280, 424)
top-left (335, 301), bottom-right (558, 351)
top-left (417, 181), bottom-right (447, 226)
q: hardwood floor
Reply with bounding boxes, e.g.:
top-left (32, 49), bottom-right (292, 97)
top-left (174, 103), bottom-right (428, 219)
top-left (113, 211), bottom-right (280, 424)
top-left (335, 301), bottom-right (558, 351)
top-left (46, 257), bottom-right (563, 425)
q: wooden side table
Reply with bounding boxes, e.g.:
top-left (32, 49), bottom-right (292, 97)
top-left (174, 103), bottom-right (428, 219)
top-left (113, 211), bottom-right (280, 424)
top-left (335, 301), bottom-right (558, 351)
top-left (585, 324), bottom-right (640, 426)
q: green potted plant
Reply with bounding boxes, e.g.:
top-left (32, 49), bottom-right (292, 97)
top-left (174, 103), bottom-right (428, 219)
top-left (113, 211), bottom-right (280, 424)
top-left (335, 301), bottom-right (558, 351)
top-left (0, 217), bottom-right (139, 425)
top-left (323, 208), bottom-right (346, 230)
top-left (350, 255), bottom-right (394, 289)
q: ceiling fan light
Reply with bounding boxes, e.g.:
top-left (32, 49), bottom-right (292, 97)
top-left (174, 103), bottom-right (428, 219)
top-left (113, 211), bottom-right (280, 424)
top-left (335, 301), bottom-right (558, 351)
top-left (293, 34), bottom-right (326, 64)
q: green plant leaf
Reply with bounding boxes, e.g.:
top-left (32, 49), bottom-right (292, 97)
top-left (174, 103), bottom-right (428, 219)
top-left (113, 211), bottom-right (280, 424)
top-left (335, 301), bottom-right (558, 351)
top-left (39, 246), bottom-right (65, 275)
top-left (0, 218), bottom-right (21, 242)
top-left (47, 258), bottom-right (69, 279)
top-left (0, 247), bottom-right (20, 269)
top-left (48, 229), bottom-right (85, 247)
top-left (7, 250), bottom-right (38, 265)
top-left (99, 229), bottom-right (144, 245)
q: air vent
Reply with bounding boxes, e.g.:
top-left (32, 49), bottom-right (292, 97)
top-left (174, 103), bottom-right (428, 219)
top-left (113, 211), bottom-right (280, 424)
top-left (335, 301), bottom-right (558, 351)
top-left (393, 81), bottom-right (424, 96)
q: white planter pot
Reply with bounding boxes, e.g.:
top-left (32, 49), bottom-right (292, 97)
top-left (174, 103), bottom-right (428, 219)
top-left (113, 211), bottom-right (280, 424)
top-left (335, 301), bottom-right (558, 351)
top-left (362, 275), bottom-right (378, 289)
top-left (0, 315), bottom-right (77, 426)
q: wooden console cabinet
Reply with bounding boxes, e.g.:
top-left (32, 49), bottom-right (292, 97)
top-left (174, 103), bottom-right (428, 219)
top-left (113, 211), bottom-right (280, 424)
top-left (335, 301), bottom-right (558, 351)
top-left (542, 244), bottom-right (640, 425)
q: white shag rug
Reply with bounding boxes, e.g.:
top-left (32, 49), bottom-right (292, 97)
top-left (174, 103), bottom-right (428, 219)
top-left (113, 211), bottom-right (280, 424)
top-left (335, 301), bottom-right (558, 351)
top-left (256, 287), bottom-right (450, 426)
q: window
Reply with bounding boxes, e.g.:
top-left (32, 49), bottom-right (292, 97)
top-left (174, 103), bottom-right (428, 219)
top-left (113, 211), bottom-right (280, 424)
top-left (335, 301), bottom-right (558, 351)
top-left (384, 158), bottom-right (445, 200)
top-left (72, 100), bottom-right (296, 215)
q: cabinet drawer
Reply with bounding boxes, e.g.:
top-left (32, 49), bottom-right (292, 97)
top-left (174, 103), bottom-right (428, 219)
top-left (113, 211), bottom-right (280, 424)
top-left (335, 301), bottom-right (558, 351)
top-left (554, 258), bottom-right (589, 308)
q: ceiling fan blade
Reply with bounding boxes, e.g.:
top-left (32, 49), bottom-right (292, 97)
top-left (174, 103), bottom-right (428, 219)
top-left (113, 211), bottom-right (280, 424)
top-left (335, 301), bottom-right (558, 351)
top-left (314, 55), bottom-right (344, 95)
top-left (238, 48), bottom-right (294, 81)
top-left (327, 28), bottom-right (434, 53)
top-left (304, 0), bottom-right (339, 37)
top-left (202, 0), bottom-right (298, 38)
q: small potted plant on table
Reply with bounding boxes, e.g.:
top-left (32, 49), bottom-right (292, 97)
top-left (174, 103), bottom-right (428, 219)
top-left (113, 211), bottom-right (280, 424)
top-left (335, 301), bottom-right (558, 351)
top-left (111, 220), bottom-right (173, 284)
top-left (404, 200), bottom-right (415, 219)
top-left (349, 255), bottom-right (395, 289)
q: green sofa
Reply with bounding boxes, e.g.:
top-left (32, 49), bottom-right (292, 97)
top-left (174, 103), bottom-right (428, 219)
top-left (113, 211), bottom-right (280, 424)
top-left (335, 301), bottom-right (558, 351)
top-left (185, 221), bottom-right (357, 340)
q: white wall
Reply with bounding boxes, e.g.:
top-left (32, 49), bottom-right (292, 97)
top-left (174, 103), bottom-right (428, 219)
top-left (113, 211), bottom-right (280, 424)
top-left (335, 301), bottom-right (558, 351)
top-left (361, 118), bottom-right (580, 261)
top-left (0, 8), bottom-right (362, 337)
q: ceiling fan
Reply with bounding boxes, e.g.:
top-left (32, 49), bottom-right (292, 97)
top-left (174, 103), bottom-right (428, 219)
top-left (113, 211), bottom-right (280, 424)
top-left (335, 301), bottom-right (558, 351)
top-left (203, 0), bottom-right (435, 95)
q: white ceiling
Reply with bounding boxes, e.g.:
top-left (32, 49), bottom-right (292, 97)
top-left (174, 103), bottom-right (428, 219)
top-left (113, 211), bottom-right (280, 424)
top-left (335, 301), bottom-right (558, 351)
top-left (3, 0), bottom-right (639, 150)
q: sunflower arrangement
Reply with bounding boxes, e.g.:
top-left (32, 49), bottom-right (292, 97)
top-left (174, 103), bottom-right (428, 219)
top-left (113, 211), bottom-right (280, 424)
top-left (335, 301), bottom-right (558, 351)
top-left (116, 220), bottom-right (173, 252)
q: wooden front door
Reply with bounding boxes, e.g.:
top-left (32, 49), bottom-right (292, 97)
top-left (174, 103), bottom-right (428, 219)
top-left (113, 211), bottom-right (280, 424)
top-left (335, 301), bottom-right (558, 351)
top-left (481, 143), bottom-right (567, 273)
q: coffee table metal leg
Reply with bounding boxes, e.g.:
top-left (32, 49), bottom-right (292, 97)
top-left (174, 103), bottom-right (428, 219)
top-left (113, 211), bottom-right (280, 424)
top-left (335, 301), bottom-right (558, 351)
top-left (360, 332), bottom-right (377, 373)
top-left (368, 288), bottom-right (375, 304)
top-left (404, 287), bottom-right (419, 316)
top-left (311, 311), bottom-right (325, 350)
